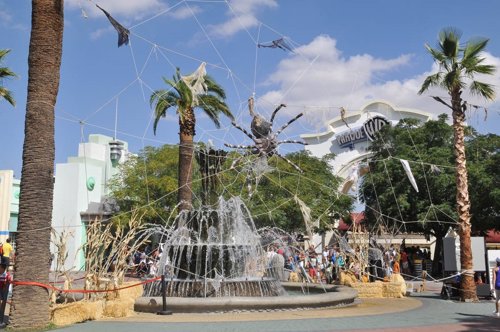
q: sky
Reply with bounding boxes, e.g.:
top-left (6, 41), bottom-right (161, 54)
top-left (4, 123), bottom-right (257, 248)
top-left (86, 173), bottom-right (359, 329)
top-left (1, 0), bottom-right (500, 178)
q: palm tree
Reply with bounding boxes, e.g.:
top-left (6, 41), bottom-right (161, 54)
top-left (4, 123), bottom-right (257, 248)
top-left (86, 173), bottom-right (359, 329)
top-left (151, 66), bottom-right (233, 211)
top-left (9, 0), bottom-right (64, 329)
top-left (0, 49), bottom-right (16, 107)
top-left (419, 28), bottom-right (496, 301)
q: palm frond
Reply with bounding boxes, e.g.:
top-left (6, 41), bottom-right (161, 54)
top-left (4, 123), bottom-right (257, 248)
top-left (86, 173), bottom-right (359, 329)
top-left (151, 90), bottom-right (177, 134)
top-left (204, 75), bottom-right (226, 99)
top-left (0, 66), bottom-right (16, 79)
top-left (443, 70), bottom-right (462, 91)
top-left (438, 28), bottom-right (461, 58)
top-left (462, 38), bottom-right (489, 62)
top-left (0, 87), bottom-right (15, 107)
top-left (418, 73), bottom-right (442, 95)
top-left (466, 64), bottom-right (496, 76)
top-left (424, 44), bottom-right (447, 64)
top-left (469, 81), bottom-right (495, 100)
top-left (198, 94), bottom-right (232, 127)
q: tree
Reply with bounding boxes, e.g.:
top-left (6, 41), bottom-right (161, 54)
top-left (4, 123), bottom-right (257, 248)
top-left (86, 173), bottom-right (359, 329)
top-left (361, 116), bottom-right (499, 276)
top-left (108, 144), bottom-right (199, 225)
top-left (361, 116), bottom-right (455, 275)
top-left (150, 67), bottom-right (233, 212)
top-left (221, 151), bottom-right (353, 232)
top-left (418, 28), bottom-right (496, 301)
top-left (10, 0), bottom-right (64, 329)
top-left (0, 49), bottom-right (16, 107)
top-left (109, 147), bottom-right (352, 233)
top-left (466, 133), bottom-right (500, 231)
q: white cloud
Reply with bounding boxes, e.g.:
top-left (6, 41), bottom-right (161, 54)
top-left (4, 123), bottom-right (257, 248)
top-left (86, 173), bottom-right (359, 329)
top-left (90, 26), bottom-right (114, 40)
top-left (258, 35), bottom-right (500, 130)
top-left (209, 0), bottom-right (277, 38)
top-left (0, 9), bottom-right (12, 23)
top-left (167, 5), bottom-right (202, 20)
top-left (66, 0), bottom-right (166, 20)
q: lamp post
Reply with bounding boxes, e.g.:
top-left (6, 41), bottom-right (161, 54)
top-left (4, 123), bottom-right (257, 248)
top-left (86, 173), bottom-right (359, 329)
top-left (109, 140), bottom-right (124, 167)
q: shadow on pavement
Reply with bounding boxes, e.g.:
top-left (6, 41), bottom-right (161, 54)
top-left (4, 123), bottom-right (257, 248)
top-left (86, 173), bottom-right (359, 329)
top-left (456, 313), bottom-right (499, 332)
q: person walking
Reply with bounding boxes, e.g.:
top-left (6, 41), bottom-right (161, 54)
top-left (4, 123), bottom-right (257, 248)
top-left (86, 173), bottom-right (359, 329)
top-left (1, 239), bottom-right (13, 267)
top-left (493, 257), bottom-right (500, 317)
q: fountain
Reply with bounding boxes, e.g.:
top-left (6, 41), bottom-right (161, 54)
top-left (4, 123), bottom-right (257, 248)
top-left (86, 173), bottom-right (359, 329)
top-left (143, 196), bottom-right (285, 297)
top-left (137, 196), bottom-right (358, 313)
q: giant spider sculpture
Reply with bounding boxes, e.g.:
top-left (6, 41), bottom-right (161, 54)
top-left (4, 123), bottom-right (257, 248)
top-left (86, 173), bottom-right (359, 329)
top-left (225, 97), bottom-right (307, 173)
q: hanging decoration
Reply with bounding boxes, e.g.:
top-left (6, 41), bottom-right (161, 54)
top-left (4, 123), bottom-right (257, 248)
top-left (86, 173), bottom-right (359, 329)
top-left (400, 159), bottom-right (419, 192)
top-left (181, 62), bottom-right (208, 107)
top-left (258, 37), bottom-right (294, 52)
top-left (96, 4), bottom-right (130, 47)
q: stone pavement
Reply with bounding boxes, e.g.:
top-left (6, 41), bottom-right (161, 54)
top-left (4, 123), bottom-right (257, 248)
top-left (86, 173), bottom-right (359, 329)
top-left (56, 287), bottom-right (499, 332)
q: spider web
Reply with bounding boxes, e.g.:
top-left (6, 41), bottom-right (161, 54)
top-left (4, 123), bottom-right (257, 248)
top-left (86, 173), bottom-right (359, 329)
top-left (47, 0), bottom-right (488, 277)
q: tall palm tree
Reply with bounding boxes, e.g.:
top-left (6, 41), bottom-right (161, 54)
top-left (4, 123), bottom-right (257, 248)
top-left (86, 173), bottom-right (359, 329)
top-left (0, 49), bottom-right (17, 107)
top-left (419, 28), bottom-right (496, 301)
top-left (9, 0), bottom-right (64, 329)
top-left (151, 67), bottom-right (233, 211)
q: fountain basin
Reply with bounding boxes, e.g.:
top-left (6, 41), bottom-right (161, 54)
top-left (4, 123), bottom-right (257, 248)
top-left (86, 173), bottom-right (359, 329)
top-left (135, 283), bottom-right (358, 313)
top-left (143, 277), bottom-right (286, 297)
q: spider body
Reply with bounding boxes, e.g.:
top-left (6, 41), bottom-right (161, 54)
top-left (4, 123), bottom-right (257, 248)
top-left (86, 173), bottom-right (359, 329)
top-left (225, 99), bottom-right (307, 172)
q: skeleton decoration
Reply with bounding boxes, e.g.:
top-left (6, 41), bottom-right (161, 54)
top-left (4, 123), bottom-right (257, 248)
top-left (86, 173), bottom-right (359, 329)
top-left (225, 97), bottom-right (307, 173)
top-left (340, 107), bottom-right (351, 129)
top-left (258, 38), bottom-right (294, 52)
top-left (96, 4), bottom-right (130, 47)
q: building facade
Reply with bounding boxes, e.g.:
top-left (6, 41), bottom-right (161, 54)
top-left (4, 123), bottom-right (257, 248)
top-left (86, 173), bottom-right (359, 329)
top-left (300, 101), bottom-right (433, 250)
top-left (51, 134), bottom-right (130, 271)
top-left (0, 170), bottom-right (20, 243)
top-left (302, 100), bottom-right (433, 191)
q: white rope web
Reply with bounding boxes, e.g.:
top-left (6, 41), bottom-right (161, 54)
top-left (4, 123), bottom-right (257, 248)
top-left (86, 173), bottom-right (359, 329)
top-left (41, 0), bottom-right (496, 261)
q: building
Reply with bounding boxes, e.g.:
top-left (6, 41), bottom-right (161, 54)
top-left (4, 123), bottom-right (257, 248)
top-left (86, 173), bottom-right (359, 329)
top-left (300, 101), bottom-right (434, 250)
top-left (51, 134), bottom-right (130, 271)
top-left (302, 100), bottom-right (433, 191)
top-left (0, 170), bottom-right (20, 242)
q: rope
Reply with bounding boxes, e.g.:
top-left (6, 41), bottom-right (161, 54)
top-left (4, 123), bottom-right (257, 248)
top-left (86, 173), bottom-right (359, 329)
top-left (12, 276), bottom-right (161, 294)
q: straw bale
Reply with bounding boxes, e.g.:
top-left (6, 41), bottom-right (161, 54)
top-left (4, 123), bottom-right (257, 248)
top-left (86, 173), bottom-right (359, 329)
top-left (51, 300), bottom-right (104, 326)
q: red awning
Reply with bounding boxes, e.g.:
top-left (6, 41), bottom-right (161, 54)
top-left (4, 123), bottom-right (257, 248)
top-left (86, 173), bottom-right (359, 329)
top-left (338, 212), bottom-right (365, 231)
top-left (485, 229), bottom-right (500, 243)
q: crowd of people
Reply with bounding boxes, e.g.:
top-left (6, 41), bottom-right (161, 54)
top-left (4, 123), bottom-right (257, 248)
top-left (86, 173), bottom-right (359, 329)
top-left (266, 243), bottom-right (434, 284)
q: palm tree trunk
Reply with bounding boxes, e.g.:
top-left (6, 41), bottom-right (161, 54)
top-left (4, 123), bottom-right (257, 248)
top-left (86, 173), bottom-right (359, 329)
top-left (9, 0), bottom-right (64, 329)
top-left (451, 90), bottom-right (476, 302)
top-left (178, 110), bottom-right (195, 211)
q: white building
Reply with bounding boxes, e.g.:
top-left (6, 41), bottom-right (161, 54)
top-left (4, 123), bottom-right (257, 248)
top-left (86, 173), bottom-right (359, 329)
top-left (51, 134), bottom-right (130, 271)
top-left (300, 101), bottom-right (434, 250)
top-left (302, 100), bottom-right (433, 193)
top-left (0, 170), bottom-right (20, 243)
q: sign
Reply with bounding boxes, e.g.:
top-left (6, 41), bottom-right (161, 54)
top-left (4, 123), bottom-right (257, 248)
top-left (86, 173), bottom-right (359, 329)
top-left (336, 115), bottom-right (390, 148)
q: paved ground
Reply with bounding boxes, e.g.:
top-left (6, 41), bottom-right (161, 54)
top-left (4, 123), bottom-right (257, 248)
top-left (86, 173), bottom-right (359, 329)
top-left (55, 284), bottom-right (499, 332)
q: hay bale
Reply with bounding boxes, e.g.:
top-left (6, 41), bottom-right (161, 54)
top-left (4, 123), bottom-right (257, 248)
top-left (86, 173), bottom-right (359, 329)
top-left (103, 298), bottom-right (135, 318)
top-left (289, 272), bottom-right (300, 282)
top-left (103, 281), bottom-right (143, 318)
top-left (51, 282), bottom-right (143, 325)
top-left (116, 281), bottom-right (143, 300)
top-left (340, 271), bottom-right (357, 286)
top-left (352, 281), bottom-right (383, 298)
top-left (51, 300), bottom-right (104, 326)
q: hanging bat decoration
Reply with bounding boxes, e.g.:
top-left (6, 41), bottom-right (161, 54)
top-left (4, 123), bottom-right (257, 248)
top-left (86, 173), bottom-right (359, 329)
top-left (258, 38), bottom-right (294, 52)
top-left (96, 4), bottom-right (130, 47)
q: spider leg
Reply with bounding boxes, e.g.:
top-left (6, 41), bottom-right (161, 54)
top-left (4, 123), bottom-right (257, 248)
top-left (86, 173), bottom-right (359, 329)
top-left (270, 104), bottom-right (287, 124)
top-left (276, 113), bottom-right (303, 136)
top-left (224, 143), bottom-right (254, 150)
top-left (230, 121), bottom-right (256, 142)
top-left (277, 140), bottom-right (308, 145)
top-left (275, 153), bottom-right (303, 173)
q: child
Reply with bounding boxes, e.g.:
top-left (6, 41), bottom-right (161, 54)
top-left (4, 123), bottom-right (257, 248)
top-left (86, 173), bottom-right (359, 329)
top-left (0, 263), bottom-right (12, 321)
